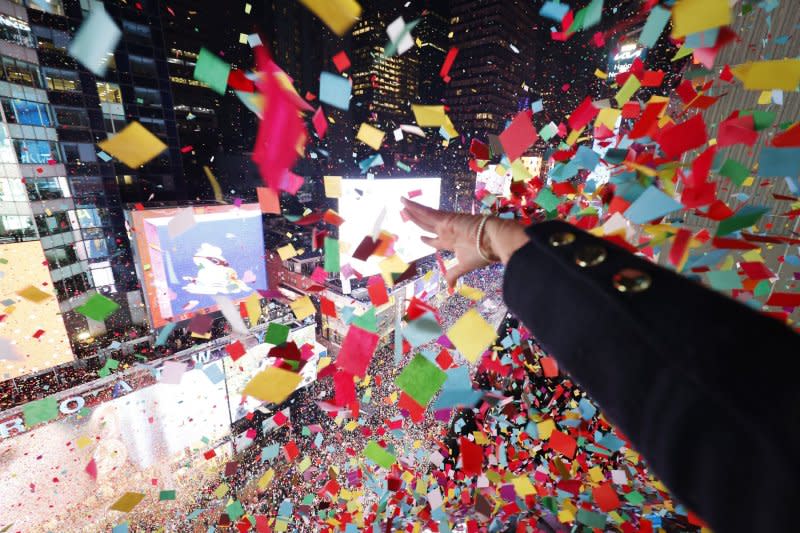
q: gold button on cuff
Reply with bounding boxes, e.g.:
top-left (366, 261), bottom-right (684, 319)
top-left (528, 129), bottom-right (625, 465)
top-left (548, 232), bottom-right (576, 247)
top-left (613, 268), bottom-right (652, 293)
top-left (575, 245), bottom-right (607, 268)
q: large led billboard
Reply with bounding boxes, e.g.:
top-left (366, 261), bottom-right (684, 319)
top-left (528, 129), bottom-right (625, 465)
top-left (338, 177), bottom-right (441, 276)
top-left (128, 205), bottom-right (267, 328)
top-left (0, 241), bottom-right (73, 379)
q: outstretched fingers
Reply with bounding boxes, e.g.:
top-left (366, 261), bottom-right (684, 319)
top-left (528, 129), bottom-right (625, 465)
top-left (401, 197), bottom-right (443, 233)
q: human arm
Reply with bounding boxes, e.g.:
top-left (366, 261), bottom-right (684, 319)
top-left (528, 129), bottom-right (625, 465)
top-left (401, 199), bottom-right (800, 532)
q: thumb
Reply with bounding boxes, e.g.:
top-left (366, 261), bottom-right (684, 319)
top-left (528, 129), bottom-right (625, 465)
top-left (445, 260), bottom-right (474, 290)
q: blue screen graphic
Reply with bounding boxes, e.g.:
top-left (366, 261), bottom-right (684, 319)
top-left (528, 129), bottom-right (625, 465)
top-left (152, 211), bottom-right (267, 316)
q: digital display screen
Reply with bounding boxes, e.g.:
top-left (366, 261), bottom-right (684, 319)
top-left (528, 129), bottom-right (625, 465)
top-left (128, 205), bottom-right (268, 328)
top-left (608, 41), bottom-right (648, 80)
top-left (0, 241), bottom-right (74, 380)
top-left (338, 177), bottom-right (441, 276)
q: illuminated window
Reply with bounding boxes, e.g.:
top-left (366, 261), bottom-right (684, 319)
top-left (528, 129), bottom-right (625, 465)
top-left (96, 82), bottom-right (122, 103)
top-left (90, 262), bottom-right (115, 287)
top-left (26, 0), bottom-right (65, 17)
top-left (13, 139), bottom-right (61, 164)
top-left (1, 57), bottom-right (41, 88)
top-left (1, 98), bottom-right (52, 127)
top-left (42, 67), bottom-right (81, 92)
top-left (0, 14), bottom-right (36, 48)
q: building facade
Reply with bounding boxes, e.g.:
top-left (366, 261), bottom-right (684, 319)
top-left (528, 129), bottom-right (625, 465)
top-left (0, 0), bottom-right (186, 357)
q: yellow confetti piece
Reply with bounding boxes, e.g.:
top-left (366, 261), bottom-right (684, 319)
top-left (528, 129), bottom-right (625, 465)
top-left (299, 0), bottom-right (362, 36)
top-left (595, 108), bottom-right (621, 130)
top-left (594, 68), bottom-right (607, 79)
top-left (671, 0), bottom-right (731, 38)
top-left (511, 475), bottom-right (536, 497)
top-left (242, 366), bottom-right (302, 403)
top-left (97, 121), bottom-right (167, 168)
top-left (243, 292), bottom-right (262, 325)
top-left (457, 285), bottom-right (485, 301)
top-left (731, 59), bottom-right (800, 91)
top-left (76, 435), bottom-right (93, 449)
top-left (290, 296), bottom-right (315, 320)
top-left (324, 175), bottom-right (342, 198)
top-left (589, 466), bottom-right (604, 483)
top-left (277, 243), bottom-right (298, 261)
top-left (16, 285), bottom-right (52, 303)
top-left (214, 483), bottom-right (229, 498)
top-left (356, 123), bottom-right (385, 151)
top-left (203, 166), bottom-right (223, 202)
top-left (109, 492), bottom-right (145, 513)
top-left (447, 309), bottom-right (497, 363)
top-left (537, 419), bottom-right (556, 439)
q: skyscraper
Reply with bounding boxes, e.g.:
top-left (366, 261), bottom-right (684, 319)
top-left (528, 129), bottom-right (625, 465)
top-left (446, 0), bottom-right (537, 140)
top-left (0, 0), bottom-right (185, 355)
top-left (416, 0), bottom-right (449, 103)
top-left (351, 6), bottom-right (419, 127)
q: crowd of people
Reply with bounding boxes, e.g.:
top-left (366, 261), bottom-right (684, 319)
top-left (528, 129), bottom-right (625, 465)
top-left (68, 262), bottom-right (698, 532)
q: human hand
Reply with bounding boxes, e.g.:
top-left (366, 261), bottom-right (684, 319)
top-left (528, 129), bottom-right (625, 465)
top-left (400, 198), bottom-right (529, 289)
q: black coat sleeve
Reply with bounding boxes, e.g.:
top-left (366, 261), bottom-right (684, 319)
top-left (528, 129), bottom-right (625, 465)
top-left (502, 220), bottom-right (800, 533)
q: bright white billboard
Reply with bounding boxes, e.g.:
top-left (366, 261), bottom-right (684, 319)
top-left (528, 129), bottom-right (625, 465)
top-left (338, 177), bottom-right (441, 276)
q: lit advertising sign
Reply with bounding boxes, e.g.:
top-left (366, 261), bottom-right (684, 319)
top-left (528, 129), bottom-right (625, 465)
top-left (608, 41), bottom-right (647, 79)
top-left (0, 241), bottom-right (74, 379)
top-left (127, 204), bottom-right (268, 328)
top-left (338, 177), bottom-right (441, 276)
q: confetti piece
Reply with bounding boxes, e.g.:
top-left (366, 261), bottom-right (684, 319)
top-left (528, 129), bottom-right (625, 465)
top-left (447, 309), bottom-right (497, 364)
top-left (265, 323), bottom-right (290, 346)
top-left (319, 71), bottom-right (351, 110)
top-left (499, 111), bottom-right (538, 163)
top-left (363, 441), bottom-right (396, 468)
top-left (356, 123), bottom-right (385, 151)
top-left (336, 325), bottom-right (379, 377)
top-left (243, 366), bottom-right (302, 403)
top-left (639, 5), bottom-right (671, 48)
top-left (75, 293), bottom-right (119, 322)
top-left (395, 353), bottom-right (447, 406)
top-left (257, 187), bottom-right (281, 214)
top-left (15, 285), bottom-right (52, 303)
top-left (67, 7), bottom-right (121, 76)
top-left (299, 0), bottom-right (362, 36)
top-left (97, 121), bottom-right (167, 168)
top-left (290, 296), bottom-right (315, 320)
top-left (23, 397), bottom-right (58, 427)
top-left (324, 176), bottom-right (342, 198)
top-left (109, 492), bottom-right (145, 513)
top-left (194, 48), bottom-right (231, 95)
top-left (731, 59), bottom-right (800, 91)
top-left (671, 0), bottom-right (731, 38)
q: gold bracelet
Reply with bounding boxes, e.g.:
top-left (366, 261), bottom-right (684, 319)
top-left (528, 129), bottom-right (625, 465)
top-left (475, 216), bottom-right (495, 263)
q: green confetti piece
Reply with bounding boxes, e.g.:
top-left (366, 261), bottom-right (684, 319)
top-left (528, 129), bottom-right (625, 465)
top-left (76, 293), bottom-right (119, 322)
top-left (716, 205), bottom-right (770, 236)
top-left (720, 158), bottom-right (750, 186)
top-left (395, 354), bottom-right (447, 406)
top-left (23, 397), bottom-right (58, 427)
top-left (535, 187), bottom-right (561, 212)
top-left (225, 500), bottom-right (245, 521)
top-left (352, 307), bottom-right (377, 333)
top-left (264, 322), bottom-right (290, 345)
top-left (624, 491), bottom-right (645, 505)
top-left (324, 237), bottom-right (340, 273)
top-left (193, 48), bottom-right (231, 95)
top-left (576, 508), bottom-right (607, 529)
top-left (159, 490), bottom-right (176, 501)
top-left (363, 441), bottom-right (397, 468)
